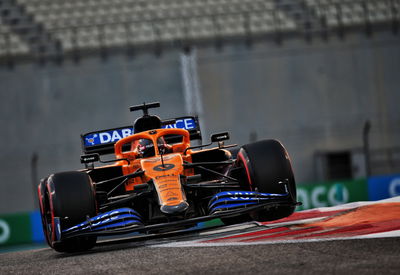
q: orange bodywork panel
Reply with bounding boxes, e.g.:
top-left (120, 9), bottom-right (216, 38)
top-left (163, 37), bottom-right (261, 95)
top-left (141, 154), bottom-right (185, 206)
top-left (113, 128), bottom-right (194, 207)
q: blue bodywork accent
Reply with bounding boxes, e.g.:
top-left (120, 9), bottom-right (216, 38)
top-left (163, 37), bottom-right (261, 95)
top-left (208, 191), bottom-right (288, 214)
top-left (54, 217), bottom-right (61, 241)
top-left (61, 191), bottom-right (290, 237)
top-left (210, 197), bottom-right (279, 209)
top-left (210, 202), bottom-right (258, 211)
top-left (62, 208), bottom-right (143, 235)
top-left (93, 220), bottom-right (142, 231)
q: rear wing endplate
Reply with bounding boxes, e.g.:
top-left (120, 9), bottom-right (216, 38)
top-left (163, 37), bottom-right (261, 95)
top-left (81, 116), bottom-right (201, 155)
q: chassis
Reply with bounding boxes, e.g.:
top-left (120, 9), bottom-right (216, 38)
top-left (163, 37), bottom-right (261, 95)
top-left (38, 102), bottom-right (299, 252)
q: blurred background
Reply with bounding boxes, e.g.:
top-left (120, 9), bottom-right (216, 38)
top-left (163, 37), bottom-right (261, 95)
top-left (0, 0), bottom-right (399, 248)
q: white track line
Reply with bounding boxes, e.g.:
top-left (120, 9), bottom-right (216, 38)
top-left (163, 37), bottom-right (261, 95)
top-left (150, 197), bottom-right (400, 247)
top-left (150, 233), bottom-right (400, 247)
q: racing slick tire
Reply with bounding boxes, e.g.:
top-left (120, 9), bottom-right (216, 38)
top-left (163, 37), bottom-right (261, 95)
top-left (38, 171), bottom-right (97, 252)
top-left (237, 139), bottom-right (297, 222)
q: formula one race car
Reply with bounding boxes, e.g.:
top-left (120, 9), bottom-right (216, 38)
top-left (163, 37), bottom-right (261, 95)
top-left (38, 102), bottom-right (299, 252)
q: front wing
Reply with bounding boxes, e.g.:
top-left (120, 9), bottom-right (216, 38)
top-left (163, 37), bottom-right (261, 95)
top-left (56, 192), bottom-right (300, 243)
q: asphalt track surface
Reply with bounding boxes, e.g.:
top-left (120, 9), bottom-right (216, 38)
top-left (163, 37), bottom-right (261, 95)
top-left (2, 198), bottom-right (400, 274)
top-left (1, 233), bottom-right (400, 274)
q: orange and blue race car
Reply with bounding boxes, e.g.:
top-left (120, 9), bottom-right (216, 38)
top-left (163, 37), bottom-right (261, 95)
top-left (38, 102), bottom-right (300, 252)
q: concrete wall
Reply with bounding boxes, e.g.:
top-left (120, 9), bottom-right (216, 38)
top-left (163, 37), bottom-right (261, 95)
top-left (0, 32), bottom-right (399, 214)
top-left (198, 32), bottom-right (400, 183)
top-left (0, 52), bottom-right (186, 214)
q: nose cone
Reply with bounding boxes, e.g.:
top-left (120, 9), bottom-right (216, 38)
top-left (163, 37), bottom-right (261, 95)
top-left (160, 201), bottom-right (189, 215)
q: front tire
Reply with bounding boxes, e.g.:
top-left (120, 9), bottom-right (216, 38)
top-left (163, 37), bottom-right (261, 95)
top-left (38, 171), bottom-right (97, 252)
top-left (237, 139), bottom-right (297, 221)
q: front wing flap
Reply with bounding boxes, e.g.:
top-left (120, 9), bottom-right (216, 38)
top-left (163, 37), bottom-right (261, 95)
top-left (208, 191), bottom-right (290, 214)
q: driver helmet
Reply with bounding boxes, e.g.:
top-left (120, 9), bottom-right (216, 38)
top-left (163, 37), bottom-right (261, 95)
top-left (137, 137), bottom-right (172, 157)
top-left (156, 137), bottom-right (172, 155)
top-left (137, 139), bottom-right (155, 157)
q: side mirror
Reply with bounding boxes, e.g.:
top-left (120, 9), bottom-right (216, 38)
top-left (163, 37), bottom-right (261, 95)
top-left (211, 132), bottom-right (230, 143)
top-left (183, 132), bottom-right (235, 155)
top-left (80, 153), bottom-right (100, 164)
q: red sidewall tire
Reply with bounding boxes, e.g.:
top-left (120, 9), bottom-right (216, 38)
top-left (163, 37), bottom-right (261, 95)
top-left (38, 171), bottom-right (97, 252)
top-left (38, 178), bottom-right (52, 247)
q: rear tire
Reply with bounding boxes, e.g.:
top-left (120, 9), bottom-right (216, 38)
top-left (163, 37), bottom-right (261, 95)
top-left (38, 171), bottom-right (97, 252)
top-left (237, 139), bottom-right (297, 222)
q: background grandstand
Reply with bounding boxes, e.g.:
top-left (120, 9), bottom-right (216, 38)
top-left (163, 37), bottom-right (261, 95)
top-left (0, 0), bottom-right (398, 64)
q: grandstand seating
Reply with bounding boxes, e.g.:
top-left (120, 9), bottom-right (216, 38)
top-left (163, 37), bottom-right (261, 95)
top-left (0, 0), bottom-right (398, 60)
top-left (0, 23), bottom-right (29, 55)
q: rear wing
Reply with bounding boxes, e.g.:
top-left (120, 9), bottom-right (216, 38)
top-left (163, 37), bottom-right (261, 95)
top-left (81, 116), bottom-right (201, 155)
